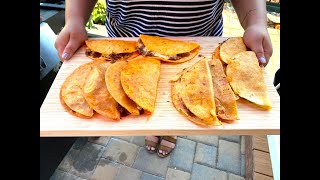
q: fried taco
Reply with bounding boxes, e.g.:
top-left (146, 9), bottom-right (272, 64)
top-left (220, 37), bottom-right (247, 64)
top-left (120, 56), bottom-right (161, 114)
top-left (226, 51), bottom-right (272, 109)
top-left (212, 44), bottom-right (221, 61)
top-left (83, 62), bottom-right (122, 120)
top-left (137, 34), bottom-right (200, 63)
top-left (171, 57), bottom-right (221, 126)
top-left (60, 61), bottom-right (101, 118)
top-left (171, 68), bottom-right (209, 126)
top-left (85, 39), bottom-right (140, 62)
top-left (105, 61), bottom-right (141, 116)
top-left (209, 57), bottom-right (239, 121)
top-left (212, 44), bottom-right (228, 73)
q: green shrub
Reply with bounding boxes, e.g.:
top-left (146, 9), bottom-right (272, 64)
top-left (86, 2), bottom-right (106, 29)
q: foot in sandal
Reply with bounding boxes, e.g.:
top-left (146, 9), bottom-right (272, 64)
top-left (157, 136), bottom-right (177, 158)
top-left (145, 136), bottom-right (160, 153)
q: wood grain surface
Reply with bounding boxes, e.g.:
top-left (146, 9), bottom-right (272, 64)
top-left (40, 37), bottom-right (280, 137)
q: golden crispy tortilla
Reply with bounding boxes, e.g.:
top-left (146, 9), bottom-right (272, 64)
top-left (60, 61), bottom-right (101, 118)
top-left (171, 68), bottom-right (211, 126)
top-left (138, 34), bottom-right (200, 63)
top-left (209, 58), bottom-right (239, 121)
top-left (120, 56), bottom-right (161, 113)
top-left (105, 61), bottom-right (140, 115)
top-left (178, 57), bottom-right (221, 126)
top-left (161, 48), bottom-right (200, 63)
top-left (59, 92), bottom-right (92, 119)
top-left (212, 44), bottom-right (221, 61)
top-left (83, 62), bottom-right (121, 120)
top-left (226, 51), bottom-right (272, 109)
top-left (85, 39), bottom-right (140, 61)
top-left (212, 44), bottom-right (228, 73)
top-left (220, 37), bottom-right (247, 64)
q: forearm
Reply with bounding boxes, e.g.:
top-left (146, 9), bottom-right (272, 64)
top-left (65, 0), bottom-right (98, 26)
top-left (230, 0), bottom-right (268, 29)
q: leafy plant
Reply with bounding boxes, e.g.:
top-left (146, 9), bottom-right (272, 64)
top-left (86, 2), bottom-right (107, 29)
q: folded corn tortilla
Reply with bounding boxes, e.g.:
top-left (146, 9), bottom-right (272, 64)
top-left (85, 39), bottom-right (139, 62)
top-left (137, 34), bottom-right (200, 63)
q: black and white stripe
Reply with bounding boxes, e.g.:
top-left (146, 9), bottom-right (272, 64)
top-left (105, 0), bottom-right (224, 37)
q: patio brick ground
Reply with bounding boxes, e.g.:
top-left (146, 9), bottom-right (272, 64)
top-left (103, 138), bottom-right (140, 166)
top-left (168, 138), bottom-right (196, 172)
top-left (51, 136), bottom-right (246, 180)
top-left (133, 147), bottom-right (171, 177)
top-left (216, 140), bottom-right (241, 175)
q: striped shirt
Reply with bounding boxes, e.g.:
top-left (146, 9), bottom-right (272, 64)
top-left (105, 0), bottom-right (224, 37)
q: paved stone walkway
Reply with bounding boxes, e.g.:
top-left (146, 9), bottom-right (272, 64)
top-left (51, 135), bottom-right (246, 180)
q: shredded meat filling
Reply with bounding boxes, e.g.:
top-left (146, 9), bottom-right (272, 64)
top-left (85, 49), bottom-right (102, 58)
top-left (85, 48), bottom-right (132, 61)
top-left (169, 52), bottom-right (190, 60)
top-left (116, 104), bottom-right (130, 117)
top-left (109, 53), bottom-right (131, 60)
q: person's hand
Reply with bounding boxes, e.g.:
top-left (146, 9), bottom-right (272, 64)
top-left (243, 24), bottom-right (273, 66)
top-left (54, 22), bottom-right (87, 61)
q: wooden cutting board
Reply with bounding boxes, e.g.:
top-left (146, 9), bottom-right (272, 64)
top-left (40, 37), bottom-right (280, 137)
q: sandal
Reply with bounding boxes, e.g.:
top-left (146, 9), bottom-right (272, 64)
top-left (157, 136), bottom-right (177, 158)
top-left (145, 136), bottom-right (160, 153)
